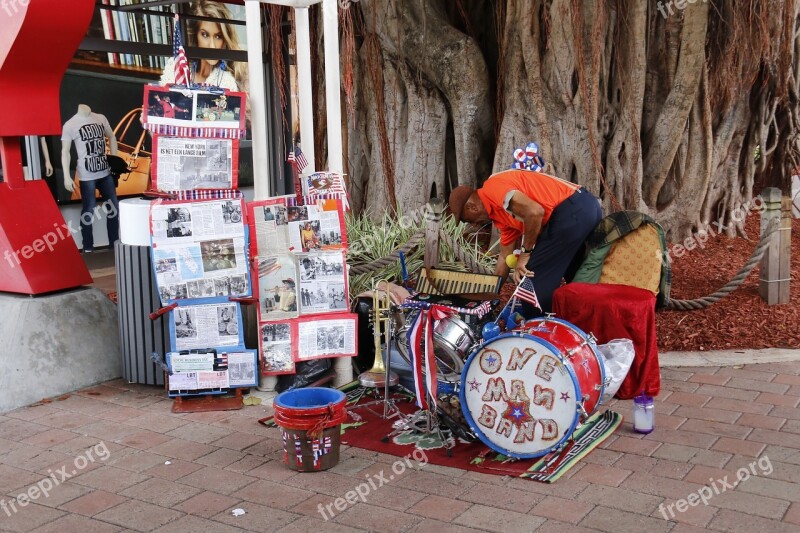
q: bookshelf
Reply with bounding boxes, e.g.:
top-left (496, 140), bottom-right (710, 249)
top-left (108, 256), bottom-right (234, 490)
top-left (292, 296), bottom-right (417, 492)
top-left (72, 1), bottom-right (249, 79)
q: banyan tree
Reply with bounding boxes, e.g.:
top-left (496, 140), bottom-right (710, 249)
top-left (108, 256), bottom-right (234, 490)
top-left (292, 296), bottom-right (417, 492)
top-left (294, 0), bottom-right (799, 240)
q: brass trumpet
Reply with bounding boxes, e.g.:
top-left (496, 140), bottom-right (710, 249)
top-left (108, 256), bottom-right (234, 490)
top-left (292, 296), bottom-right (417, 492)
top-left (358, 280), bottom-right (399, 389)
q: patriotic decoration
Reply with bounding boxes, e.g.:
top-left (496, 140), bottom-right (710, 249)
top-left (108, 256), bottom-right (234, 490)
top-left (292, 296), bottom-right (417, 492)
top-left (144, 123), bottom-right (247, 139)
top-left (294, 434), bottom-right (303, 467)
top-left (287, 146), bottom-right (309, 173)
top-left (406, 304), bottom-right (454, 409)
top-left (305, 171), bottom-right (350, 210)
top-left (173, 14), bottom-right (190, 86)
top-left (513, 276), bottom-right (542, 310)
top-left (281, 430), bottom-right (288, 464)
top-left (510, 141), bottom-right (545, 172)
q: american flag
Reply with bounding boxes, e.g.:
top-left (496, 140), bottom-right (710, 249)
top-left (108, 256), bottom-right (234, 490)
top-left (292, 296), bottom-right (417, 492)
top-left (287, 146), bottom-right (309, 172)
top-left (173, 14), bottom-right (190, 85)
top-left (513, 276), bottom-right (541, 310)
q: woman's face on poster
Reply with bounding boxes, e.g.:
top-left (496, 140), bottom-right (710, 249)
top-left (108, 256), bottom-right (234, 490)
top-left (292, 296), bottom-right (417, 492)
top-left (197, 21), bottom-right (225, 65)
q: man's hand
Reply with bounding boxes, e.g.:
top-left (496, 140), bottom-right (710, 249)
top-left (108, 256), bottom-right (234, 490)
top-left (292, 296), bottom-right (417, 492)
top-left (512, 252), bottom-right (533, 283)
top-left (63, 176), bottom-right (76, 193)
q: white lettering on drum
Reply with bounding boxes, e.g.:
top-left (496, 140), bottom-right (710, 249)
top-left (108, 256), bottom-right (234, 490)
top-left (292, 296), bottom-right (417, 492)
top-left (482, 377), bottom-right (509, 402)
top-left (478, 404), bottom-right (497, 429)
top-left (538, 419), bottom-right (558, 440)
top-left (496, 418), bottom-right (513, 438)
top-left (509, 379), bottom-right (529, 401)
top-left (532, 384), bottom-right (555, 410)
top-left (506, 347), bottom-right (536, 371)
top-left (535, 355), bottom-right (558, 382)
top-left (513, 421), bottom-right (537, 444)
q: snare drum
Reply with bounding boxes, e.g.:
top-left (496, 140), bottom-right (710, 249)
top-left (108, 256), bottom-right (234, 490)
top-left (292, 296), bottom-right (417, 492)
top-left (459, 325), bottom-right (606, 459)
top-left (395, 311), bottom-right (477, 383)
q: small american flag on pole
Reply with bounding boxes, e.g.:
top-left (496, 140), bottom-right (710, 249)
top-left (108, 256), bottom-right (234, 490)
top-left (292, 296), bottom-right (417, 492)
top-left (288, 146), bottom-right (309, 172)
top-left (173, 14), bottom-right (190, 85)
top-left (513, 276), bottom-right (541, 310)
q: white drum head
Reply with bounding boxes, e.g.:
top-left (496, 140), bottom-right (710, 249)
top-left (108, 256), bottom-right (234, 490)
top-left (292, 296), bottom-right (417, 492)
top-left (460, 334), bottom-right (580, 459)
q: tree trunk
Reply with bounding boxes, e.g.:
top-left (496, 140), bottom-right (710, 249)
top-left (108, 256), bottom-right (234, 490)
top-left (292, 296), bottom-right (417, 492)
top-left (336, 0), bottom-right (799, 240)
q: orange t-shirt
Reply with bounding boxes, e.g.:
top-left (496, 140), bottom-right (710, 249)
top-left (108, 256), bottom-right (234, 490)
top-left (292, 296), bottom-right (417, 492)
top-left (477, 169), bottom-right (580, 246)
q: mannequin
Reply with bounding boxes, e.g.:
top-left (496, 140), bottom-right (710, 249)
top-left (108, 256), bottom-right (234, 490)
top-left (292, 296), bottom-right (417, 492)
top-left (61, 104), bottom-right (120, 253)
top-left (40, 137), bottom-right (53, 177)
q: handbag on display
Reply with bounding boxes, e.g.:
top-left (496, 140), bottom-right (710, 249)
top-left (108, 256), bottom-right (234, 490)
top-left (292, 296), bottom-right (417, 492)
top-left (70, 108), bottom-right (151, 200)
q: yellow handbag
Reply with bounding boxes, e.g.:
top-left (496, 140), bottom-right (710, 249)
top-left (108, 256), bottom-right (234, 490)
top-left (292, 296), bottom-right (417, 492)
top-left (70, 108), bottom-right (151, 200)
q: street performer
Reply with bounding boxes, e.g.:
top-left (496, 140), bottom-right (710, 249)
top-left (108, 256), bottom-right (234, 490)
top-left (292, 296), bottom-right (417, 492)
top-left (449, 169), bottom-right (602, 315)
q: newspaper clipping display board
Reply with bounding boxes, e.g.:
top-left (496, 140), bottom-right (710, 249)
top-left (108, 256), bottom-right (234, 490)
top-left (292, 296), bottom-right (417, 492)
top-left (246, 196), bottom-right (353, 374)
top-left (152, 136), bottom-right (239, 191)
top-left (151, 198), bottom-right (250, 305)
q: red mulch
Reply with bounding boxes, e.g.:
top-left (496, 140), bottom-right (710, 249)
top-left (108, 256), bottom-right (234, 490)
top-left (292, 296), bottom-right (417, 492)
top-left (656, 213), bottom-right (799, 352)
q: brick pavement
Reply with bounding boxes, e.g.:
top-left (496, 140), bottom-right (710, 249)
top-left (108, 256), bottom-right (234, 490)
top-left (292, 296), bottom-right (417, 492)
top-left (1, 362), bottom-right (799, 532)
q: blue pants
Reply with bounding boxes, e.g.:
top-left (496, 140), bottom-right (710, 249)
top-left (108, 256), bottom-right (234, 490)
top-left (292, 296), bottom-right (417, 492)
top-left (79, 175), bottom-right (119, 252)
top-left (522, 188), bottom-right (603, 315)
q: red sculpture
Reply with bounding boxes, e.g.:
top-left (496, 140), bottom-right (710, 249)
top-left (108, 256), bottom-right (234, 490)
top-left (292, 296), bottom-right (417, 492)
top-left (0, 0), bottom-right (95, 293)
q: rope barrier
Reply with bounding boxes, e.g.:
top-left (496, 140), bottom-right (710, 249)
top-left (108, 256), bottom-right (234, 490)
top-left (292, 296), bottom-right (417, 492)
top-left (664, 217), bottom-right (781, 310)
top-left (349, 231), bottom-right (425, 275)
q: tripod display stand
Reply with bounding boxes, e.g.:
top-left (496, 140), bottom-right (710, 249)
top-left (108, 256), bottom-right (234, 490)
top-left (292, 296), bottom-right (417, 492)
top-left (353, 281), bottom-right (402, 420)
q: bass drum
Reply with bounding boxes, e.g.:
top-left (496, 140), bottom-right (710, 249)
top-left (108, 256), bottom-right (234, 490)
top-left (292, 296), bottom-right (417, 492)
top-left (395, 311), bottom-right (477, 383)
top-left (521, 317), bottom-right (606, 417)
top-left (459, 330), bottom-right (605, 459)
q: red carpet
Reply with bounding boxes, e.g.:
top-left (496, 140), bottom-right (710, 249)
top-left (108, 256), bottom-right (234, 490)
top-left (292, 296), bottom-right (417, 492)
top-left (265, 383), bottom-right (622, 482)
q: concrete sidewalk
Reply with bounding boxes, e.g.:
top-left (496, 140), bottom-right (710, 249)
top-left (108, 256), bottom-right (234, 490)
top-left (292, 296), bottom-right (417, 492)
top-left (1, 359), bottom-right (800, 532)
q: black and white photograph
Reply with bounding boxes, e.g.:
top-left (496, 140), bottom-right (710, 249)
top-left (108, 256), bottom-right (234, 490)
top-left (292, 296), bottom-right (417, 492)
top-left (274, 205), bottom-right (288, 225)
top-left (262, 206), bottom-right (275, 221)
top-left (261, 323), bottom-right (291, 343)
top-left (166, 208), bottom-right (192, 238)
top-left (317, 326), bottom-right (346, 352)
top-left (222, 200), bottom-right (242, 224)
top-left (262, 342), bottom-right (294, 373)
top-left (299, 281), bottom-right (347, 313)
top-left (298, 253), bottom-right (344, 281)
top-left (217, 305), bottom-right (239, 337)
top-left (227, 351), bottom-right (257, 387)
top-left (174, 308), bottom-right (197, 339)
top-left (187, 280), bottom-right (202, 298)
top-left (155, 257), bottom-right (178, 274)
top-left (214, 276), bottom-right (231, 296)
top-left (170, 283), bottom-right (189, 300)
top-left (200, 238), bottom-right (237, 272)
top-left (229, 274), bottom-right (248, 296)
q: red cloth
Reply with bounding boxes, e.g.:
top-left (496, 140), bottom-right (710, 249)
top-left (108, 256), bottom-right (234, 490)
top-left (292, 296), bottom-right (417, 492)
top-left (553, 282), bottom-right (661, 398)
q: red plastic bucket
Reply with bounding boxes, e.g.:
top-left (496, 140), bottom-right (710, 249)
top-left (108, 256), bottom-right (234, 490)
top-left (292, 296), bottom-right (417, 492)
top-left (273, 387), bottom-right (347, 472)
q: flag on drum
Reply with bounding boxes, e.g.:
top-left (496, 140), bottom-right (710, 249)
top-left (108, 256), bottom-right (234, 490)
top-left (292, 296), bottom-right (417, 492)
top-left (514, 276), bottom-right (541, 310)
